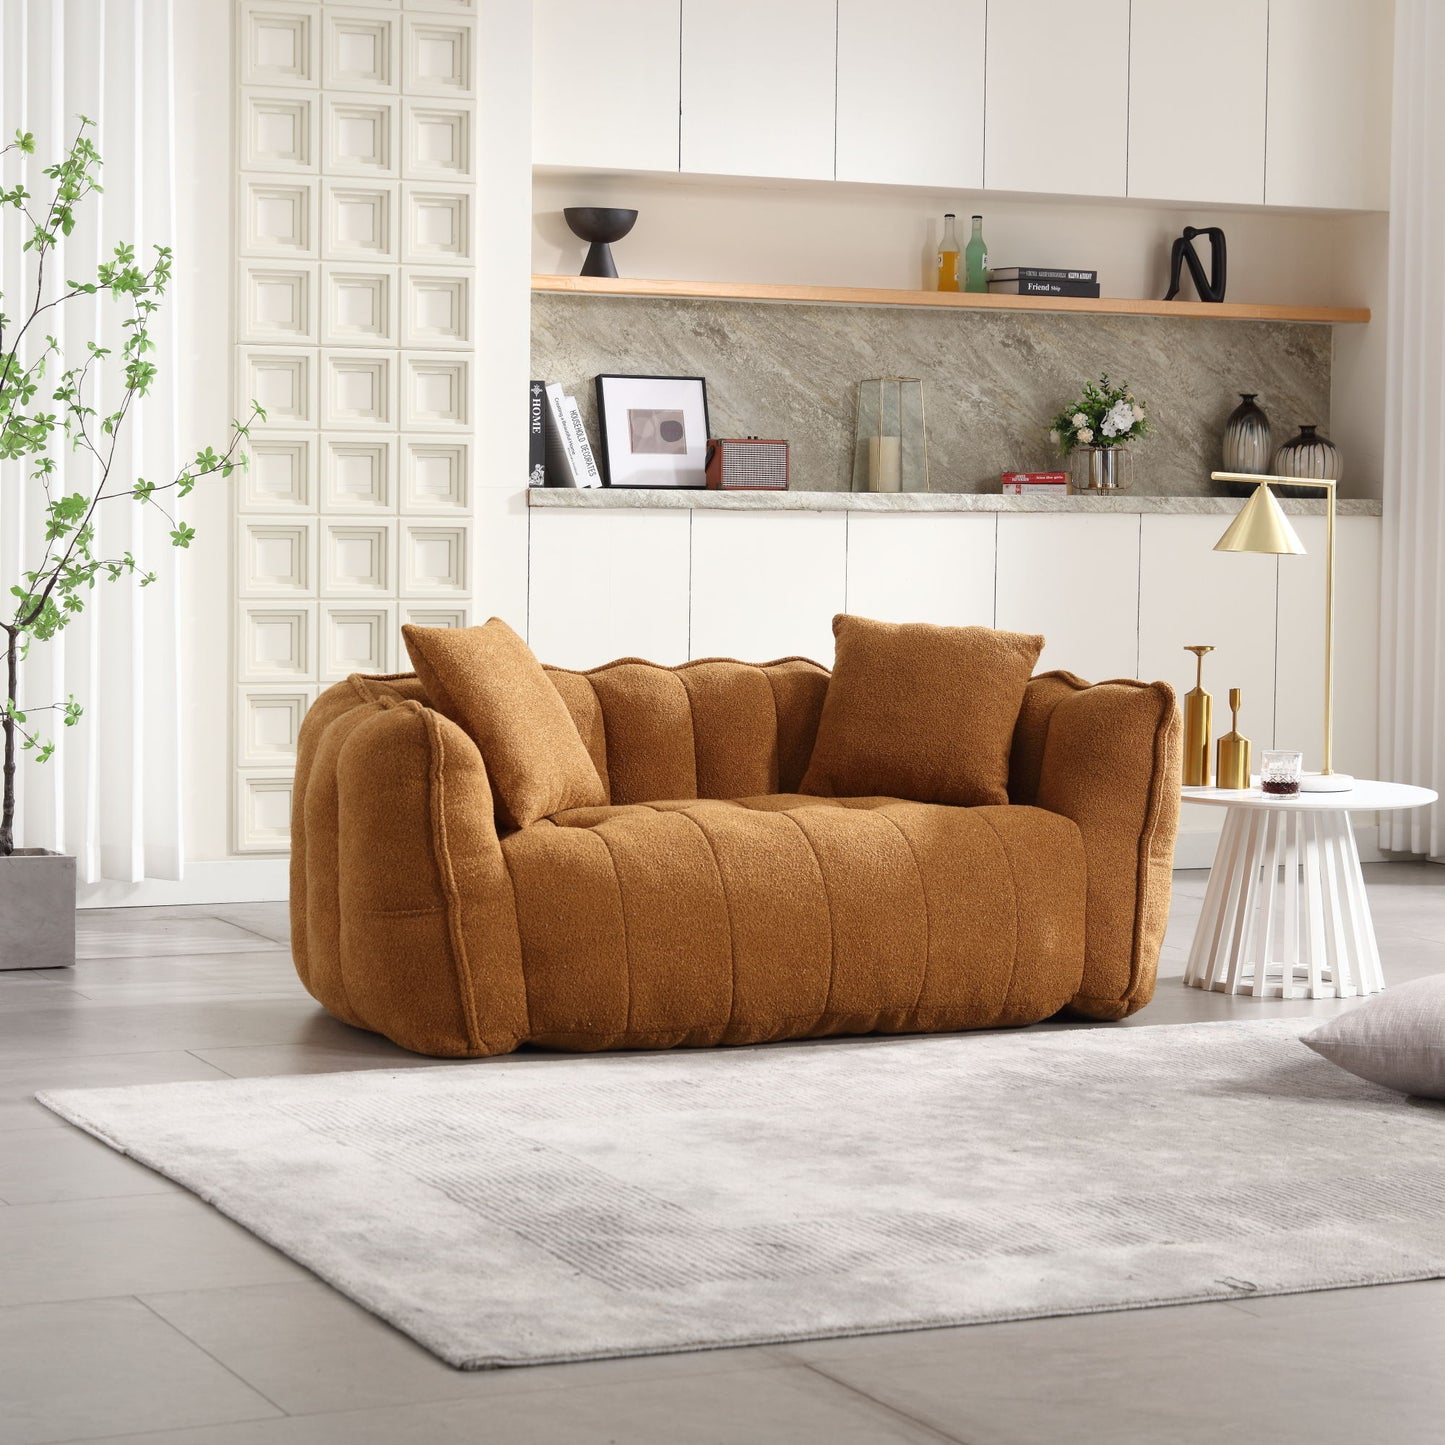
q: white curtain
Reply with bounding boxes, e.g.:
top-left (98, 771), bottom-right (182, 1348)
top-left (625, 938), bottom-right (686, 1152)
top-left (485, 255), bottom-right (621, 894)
top-left (1381, 0), bottom-right (1445, 855)
top-left (0, 0), bottom-right (184, 882)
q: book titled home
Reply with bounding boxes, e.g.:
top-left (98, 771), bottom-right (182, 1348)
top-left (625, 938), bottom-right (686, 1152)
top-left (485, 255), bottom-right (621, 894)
top-left (528, 380), bottom-right (546, 486)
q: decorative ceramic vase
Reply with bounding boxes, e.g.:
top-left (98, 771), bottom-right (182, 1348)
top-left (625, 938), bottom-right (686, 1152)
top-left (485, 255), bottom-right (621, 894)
top-left (1071, 445), bottom-right (1130, 492)
top-left (562, 207), bottom-right (638, 278)
top-left (1271, 423), bottom-right (1339, 500)
top-left (1221, 393), bottom-right (1272, 476)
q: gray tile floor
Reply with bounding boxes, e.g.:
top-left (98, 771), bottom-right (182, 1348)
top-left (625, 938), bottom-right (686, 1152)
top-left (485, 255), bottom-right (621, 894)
top-left (1, 865), bottom-right (1443, 1445)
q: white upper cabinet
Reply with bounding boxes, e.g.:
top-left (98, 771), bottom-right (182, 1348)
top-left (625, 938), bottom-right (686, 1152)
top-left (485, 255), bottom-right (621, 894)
top-left (534, 0), bottom-right (1394, 213)
top-left (679, 0), bottom-right (836, 181)
top-left (984, 0), bottom-right (1131, 197)
top-left (533, 0), bottom-right (681, 172)
top-left (1127, 0), bottom-right (1267, 205)
top-left (1265, 0), bottom-right (1393, 210)
top-left (835, 0), bottom-right (985, 189)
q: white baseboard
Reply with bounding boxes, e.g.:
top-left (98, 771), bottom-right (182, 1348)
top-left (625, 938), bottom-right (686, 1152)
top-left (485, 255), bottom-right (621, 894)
top-left (78, 858), bottom-right (289, 909)
top-left (1173, 822), bottom-right (1384, 872)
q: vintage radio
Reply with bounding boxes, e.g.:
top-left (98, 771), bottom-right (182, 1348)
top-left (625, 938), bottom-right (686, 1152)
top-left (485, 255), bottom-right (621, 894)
top-left (704, 437), bottom-right (789, 490)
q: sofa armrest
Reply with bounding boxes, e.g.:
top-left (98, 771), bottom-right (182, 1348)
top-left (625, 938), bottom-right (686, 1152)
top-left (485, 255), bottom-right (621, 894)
top-left (292, 679), bottom-right (526, 1055)
top-left (1028, 677), bottom-right (1181, 1019)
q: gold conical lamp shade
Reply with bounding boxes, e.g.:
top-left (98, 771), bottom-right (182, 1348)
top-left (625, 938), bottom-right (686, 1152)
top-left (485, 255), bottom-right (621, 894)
top-left (1213, 480), bottom-right (1307, 556)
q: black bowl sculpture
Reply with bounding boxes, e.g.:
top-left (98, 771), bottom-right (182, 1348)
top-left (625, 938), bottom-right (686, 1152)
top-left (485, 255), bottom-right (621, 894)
top-left (563, 207), bottom-right (638, 278)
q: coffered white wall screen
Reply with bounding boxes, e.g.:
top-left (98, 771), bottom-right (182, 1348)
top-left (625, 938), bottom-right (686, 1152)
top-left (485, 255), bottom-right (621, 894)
top-left (0, 0), bottom-right (187, 883)
top-left (1380, 0), bottom-right (1445, 858)
top-left (235, 0), bottom-right (478, 853)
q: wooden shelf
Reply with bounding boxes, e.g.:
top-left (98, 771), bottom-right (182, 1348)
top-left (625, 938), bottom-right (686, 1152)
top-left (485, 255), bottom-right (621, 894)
top-left (532, 274), bottom-right (1370, 325)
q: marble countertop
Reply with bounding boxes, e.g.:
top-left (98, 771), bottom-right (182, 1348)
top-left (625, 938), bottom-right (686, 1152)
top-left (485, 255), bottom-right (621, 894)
top-left (527, 488), bottom-right (1383, 516)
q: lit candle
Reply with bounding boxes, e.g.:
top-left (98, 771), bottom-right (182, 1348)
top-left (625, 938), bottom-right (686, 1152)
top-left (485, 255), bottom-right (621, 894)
top-left (868, 435), bottom-right (901, 492)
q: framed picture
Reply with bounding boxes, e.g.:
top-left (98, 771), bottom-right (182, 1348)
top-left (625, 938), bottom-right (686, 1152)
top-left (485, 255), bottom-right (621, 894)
top-left (594, 374), bottom-right (710, 488)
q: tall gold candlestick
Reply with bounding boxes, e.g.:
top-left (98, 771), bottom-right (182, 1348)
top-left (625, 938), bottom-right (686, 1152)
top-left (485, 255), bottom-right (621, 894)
top-left (1183, 645), bottom-right (1215, 787)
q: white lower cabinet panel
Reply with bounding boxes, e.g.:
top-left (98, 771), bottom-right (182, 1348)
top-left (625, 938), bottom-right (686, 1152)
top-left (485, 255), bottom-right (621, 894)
top-left (1137, 515), bottom-right (1280, 744)
top-left (689, 510), bottom-right (846, 665)
top-left (1138, 515), bottom-right (1280, 859)
top-left (994, 513), bottom-right (1141, 682)
top-left (1275, 516), bottom-right (1380, 783)
top-left (528, 508), bottom-right (691, 669)
top-left (845, 513), bottom-right (996, 626)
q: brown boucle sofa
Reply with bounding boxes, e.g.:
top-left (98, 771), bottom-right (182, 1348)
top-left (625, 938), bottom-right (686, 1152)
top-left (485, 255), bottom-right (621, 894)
top-left (292, 657), bottom-right (1180, 1057)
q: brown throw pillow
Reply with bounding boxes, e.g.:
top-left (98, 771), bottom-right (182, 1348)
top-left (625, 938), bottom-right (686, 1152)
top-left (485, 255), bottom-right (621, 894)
top-left (800, 616), bottom-right (1044, 807)
top-left (402, 618), bottom-right (605, 830)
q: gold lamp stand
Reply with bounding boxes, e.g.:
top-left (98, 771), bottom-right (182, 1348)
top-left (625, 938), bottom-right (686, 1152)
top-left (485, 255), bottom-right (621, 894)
top-left (1211, 472), bottom-right (1353, 792)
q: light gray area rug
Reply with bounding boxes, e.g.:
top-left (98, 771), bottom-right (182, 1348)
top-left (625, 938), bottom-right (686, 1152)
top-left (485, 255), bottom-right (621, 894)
top-left (39, 1019), bottom-right (1445, 1369)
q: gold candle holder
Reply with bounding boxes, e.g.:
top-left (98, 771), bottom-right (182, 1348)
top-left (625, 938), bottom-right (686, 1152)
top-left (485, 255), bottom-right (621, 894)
top-left (1183, 645), bottom-right (1215, 787)
top-left (1216, 687), bottom-right (1252, 790)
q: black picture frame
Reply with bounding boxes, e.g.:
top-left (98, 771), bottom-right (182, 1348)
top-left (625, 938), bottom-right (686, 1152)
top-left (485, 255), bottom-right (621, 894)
top-left (594, 373), bottom-right (711, 488)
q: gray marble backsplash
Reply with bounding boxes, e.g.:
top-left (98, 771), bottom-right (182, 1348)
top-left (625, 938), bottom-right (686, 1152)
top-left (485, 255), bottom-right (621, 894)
top-left (531, 294), bottom-right (1333, 496)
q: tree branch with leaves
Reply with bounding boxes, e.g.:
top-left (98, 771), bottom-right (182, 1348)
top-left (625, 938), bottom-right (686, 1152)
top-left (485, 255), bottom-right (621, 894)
top-left (0, 118), bottom-right (260, 856)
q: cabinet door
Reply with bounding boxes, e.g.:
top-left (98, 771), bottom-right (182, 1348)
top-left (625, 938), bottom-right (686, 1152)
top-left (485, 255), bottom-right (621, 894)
top-left (835, 0), bottom-right (984, 189)
top-left (1265, 0), bottom-right (1392, 210)
top-left (689, 511), bottom-right (846, 663)
top-left (680, 0), bottom-right (836, 181)
top-left (1127, 0), bottom-right (1267, 205)
top-left (984, 0), bottom-right (1130, 197)
top-left (533, 0), bottom-right (681, 172)
top-left (994, 513), bottom-right (1140, 682)
top-left (528, 508), bottom-right (692, 668)
top-left (844, 513), bottom-right (996, 625)
top-left (1274, 516), bottom-right (1380, 781)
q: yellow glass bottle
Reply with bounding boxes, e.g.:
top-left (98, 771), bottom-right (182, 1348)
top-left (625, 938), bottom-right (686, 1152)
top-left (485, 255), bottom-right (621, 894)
top-left (936, 213), bottom-right (961, 292)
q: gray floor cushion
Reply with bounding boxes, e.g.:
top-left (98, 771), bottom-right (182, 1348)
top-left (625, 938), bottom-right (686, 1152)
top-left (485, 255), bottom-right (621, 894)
top-left (1302, 973), bottom-right (1445, 1098)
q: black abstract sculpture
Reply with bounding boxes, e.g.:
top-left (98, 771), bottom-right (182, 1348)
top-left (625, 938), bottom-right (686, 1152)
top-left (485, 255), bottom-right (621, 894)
top-left (563, 207), bottom-right (639, 279)
top-left (1164, 225), bottom-right (1228, 304)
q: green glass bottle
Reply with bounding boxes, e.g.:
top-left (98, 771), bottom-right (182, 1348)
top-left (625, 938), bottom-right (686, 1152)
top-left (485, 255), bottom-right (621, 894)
top-left (964, 214), bottom-right (989, 293)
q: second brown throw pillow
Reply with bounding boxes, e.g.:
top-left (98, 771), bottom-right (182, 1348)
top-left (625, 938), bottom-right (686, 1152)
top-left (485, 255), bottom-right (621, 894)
top-left (800, 615), bottom-right (1044, 807)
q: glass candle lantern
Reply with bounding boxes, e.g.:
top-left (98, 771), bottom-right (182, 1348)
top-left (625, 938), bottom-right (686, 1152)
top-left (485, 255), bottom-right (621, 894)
top-left (1260, 749), bottom-right (1303, 796)
top-left (852, 378), bottom-right (930, 493)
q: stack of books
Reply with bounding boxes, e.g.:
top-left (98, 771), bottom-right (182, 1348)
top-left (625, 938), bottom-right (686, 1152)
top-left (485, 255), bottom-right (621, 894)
top-left (988, 267), bottom-right (1100, 299)
top-left (529, 379), bottom-right (602, 488)
top-left (1001, 471), bottom-right (1070, 495)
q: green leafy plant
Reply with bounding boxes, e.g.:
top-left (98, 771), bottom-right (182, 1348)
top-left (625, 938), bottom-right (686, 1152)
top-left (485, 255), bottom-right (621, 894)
top-left (0, 119), bottom-right (260, 856)
top-left (1049, 373), bottom-right (1149, 453)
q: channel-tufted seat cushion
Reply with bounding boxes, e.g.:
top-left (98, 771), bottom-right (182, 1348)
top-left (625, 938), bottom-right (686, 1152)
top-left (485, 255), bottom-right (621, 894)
top-left (506, 796), bottom-right (1085, 1051)
top-left (291, 651), bottom-right (1180, 1058)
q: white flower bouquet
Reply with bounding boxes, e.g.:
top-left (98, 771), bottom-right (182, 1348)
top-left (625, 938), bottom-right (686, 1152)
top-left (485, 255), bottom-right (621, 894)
top-left (1049, 374), bottom-right (1149, 452)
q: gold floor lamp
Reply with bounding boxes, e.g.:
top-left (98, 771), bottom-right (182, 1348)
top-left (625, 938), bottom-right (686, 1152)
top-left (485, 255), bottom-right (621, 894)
top-left (1211, 471), bottom-right (1353, 792)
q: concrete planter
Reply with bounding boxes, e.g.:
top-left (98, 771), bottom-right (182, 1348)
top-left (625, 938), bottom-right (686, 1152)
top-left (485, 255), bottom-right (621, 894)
top-left (0, 849), bottom-right (76, 970)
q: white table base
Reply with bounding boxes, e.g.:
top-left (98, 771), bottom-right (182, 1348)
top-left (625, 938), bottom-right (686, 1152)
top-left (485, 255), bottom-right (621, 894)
top-left (1184, 805), bottom-right (1382, 1000)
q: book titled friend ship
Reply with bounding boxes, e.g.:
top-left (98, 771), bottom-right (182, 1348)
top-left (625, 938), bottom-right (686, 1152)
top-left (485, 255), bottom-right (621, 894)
top-left (988, 266), bottom-right (1100, 299)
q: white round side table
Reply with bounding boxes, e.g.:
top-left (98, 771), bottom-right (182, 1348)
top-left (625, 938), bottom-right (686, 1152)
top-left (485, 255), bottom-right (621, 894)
top-left (1181, 780), bottom-right (1438, 1000)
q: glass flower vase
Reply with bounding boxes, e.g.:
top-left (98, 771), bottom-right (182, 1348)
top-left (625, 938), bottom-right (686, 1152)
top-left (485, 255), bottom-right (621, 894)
top-left (1071, 445), bottom-right (1131, 492)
